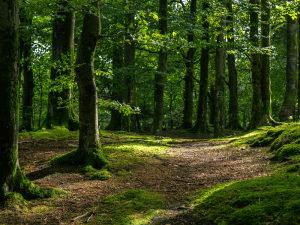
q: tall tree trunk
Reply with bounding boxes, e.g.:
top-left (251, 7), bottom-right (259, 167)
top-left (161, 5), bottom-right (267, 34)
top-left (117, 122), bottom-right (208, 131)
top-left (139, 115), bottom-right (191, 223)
top-left (106, 37), bottom-right (123, 130)
top-left (121, 10), bottom-right (136, 131)
top-left (279, 14), bottom-right (298, 122)
top-left (248, 0), bottom-right (265, 129)
top-left (226, 0), bottom-right (241, 130)
top-left (194, 2), bottom-right (210, 133)
top-left (182, 0), bottom-right (196, 129)
top-left (298, 6), bottom-right (300, 120)
top-left (42, 0), bottom-right (78, 130)
top-left (75, 4), bottom-right (102, 161)
top-left (0, 0), bottom-right (20, 200)
top-left (209, 84), bottom-right (215, 125)
top-left (261, 0), bottom-right (275, 124)
top-left (152, 0), bottom-right (168, 136)
top-left (0, 0), bottom-right (53, 201)
top-left (214, 1), bottom-right (226, 138)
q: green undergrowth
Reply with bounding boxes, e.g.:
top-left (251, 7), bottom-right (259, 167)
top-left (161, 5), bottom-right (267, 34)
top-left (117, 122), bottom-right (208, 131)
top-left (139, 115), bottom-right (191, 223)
top-left (91, 190), bottom-right (166, 225)
top-left (19, 126), bottom-right (78, 140)
top-left (192, 174), bottom-right (300, 225)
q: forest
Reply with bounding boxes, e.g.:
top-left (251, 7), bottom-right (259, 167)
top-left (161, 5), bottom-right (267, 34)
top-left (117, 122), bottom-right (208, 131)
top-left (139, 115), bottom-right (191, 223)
top-left (1, 0), bottom-right (300, 224)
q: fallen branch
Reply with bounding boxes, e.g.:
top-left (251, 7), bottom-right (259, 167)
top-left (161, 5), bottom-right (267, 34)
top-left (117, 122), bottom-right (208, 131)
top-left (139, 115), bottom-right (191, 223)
top-left (72, 212), bottom-right (89, 222)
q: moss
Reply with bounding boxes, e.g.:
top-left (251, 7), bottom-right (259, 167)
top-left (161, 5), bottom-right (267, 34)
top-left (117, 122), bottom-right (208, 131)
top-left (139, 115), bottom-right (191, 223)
top-left (286, 164), bottom-right (300, 173)
top-left (192, 174), bottom-right (300, 225)
top-left (92, 190), bottom-right (166, 224)
top-left (271, 144), bottom-right (300, 161)
top-left (86, 147), bottom-right (109, 169)
top-left (49, 149), bottom-right (79, 165)
top-left (87, 170), bottom-right (111, 180)
top-left (19, 126), bottom-right (79, 140)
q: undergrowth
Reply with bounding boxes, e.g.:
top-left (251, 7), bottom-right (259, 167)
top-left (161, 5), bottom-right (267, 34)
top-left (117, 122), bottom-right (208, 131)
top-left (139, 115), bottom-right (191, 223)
top-left (19, 126), bottom-right (78, 140)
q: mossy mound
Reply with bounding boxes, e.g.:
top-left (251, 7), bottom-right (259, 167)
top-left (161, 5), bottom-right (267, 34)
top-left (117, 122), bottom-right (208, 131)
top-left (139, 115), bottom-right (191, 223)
top-left (92, 190), bottom-right (166, 224)
top-left (19, 126), bottom-right (78, 140)
top-left (237, 123), bottom-right (300, 161)
top-left (192, 174), bottom-right (300, 225)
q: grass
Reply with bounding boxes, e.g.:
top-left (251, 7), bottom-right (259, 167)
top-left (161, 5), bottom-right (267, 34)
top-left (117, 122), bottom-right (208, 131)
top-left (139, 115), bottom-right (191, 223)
top-left (91, 190), bottom-right (166, 225)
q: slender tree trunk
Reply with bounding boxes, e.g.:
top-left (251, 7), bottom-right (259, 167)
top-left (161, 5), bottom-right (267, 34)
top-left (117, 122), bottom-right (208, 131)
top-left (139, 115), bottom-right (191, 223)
top-left (298, 6), bottom-right (300, 120)
top-left (279, 15), bottom-right (298, 122)
top-left (261, 0), bottom-right (275, 124)
top-left (214, 1), bottom-right (226, 138)
top-left (182, 0), bottom-right (196, 129)
top-left (209, 84), bottom-right (215, 125)
top-left (226, 0), bottom-right (241, 130)
top-left (194, 2), bottom-right (210, 133)
top-left (106, 37), bottom-right (123, 130)
top-left (42, 1), bottom-right (78, 130)
top-left (75, 4), bottom-right (101, 161)
top-left (121, 10), bottom-right (136, 131)
top-left (248, 0), bottom-right (265, 129)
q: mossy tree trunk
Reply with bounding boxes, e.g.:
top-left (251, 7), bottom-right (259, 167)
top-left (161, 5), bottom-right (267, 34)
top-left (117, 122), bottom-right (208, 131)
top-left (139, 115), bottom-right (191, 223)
top-left (261, 0), bottom-right (275, 124)
top-left (248, 0), bottom-right (265, 129)
top-left (182, 0), bottom-right (196, 129)
top-left (194, 2), bottom-right (210, 133)
top-left (226, 0), bottom-right (241, 130)
top-left (42, 0), bottom-right (78, 131)
top-left (213, 0), bottom-right (226, 138)
top-left (75, 4), bottom-right (101, 161)
top-left (20, 15), bottom-right (34, 131)
top-left (298, 6), bottom-right (300, 120)
top-left (121, 9), bottom-right (136, 132)
top-left (152, 0), bottom-right (168, 136)
top-left (279, 15), bottom-right (297, 122)
top-left (106, 37), bottom-right (123, 131)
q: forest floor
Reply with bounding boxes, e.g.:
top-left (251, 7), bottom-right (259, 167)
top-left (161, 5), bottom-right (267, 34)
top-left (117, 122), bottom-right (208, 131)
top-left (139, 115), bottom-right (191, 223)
top-left (0, 128), bottom-right (276, 224)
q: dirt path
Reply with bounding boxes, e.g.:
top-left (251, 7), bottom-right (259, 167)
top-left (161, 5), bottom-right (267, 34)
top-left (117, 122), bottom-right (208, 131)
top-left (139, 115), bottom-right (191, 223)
top-left (1, 136), bottom-right (271, 224)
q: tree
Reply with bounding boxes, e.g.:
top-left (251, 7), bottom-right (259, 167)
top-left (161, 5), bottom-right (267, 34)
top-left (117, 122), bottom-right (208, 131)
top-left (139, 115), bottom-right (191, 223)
top-left (41, 0), bottom-right (78, 131)
top-left (226, 0), bottom-right (241, 130)
top-left (20, 12), bottom-right (35, 131)
top-left (194, 1), bottom-right (210, 133)
top-left (152, 0), bottom-right (168, 136)
top-left (279, 14), bottom-right (297, 122)
top-left (182, 0), bottom-right (196, 129)
top-left (0, 0), bottom-right (56, 201)
top-left (213, 0), bottom-right (226, 138)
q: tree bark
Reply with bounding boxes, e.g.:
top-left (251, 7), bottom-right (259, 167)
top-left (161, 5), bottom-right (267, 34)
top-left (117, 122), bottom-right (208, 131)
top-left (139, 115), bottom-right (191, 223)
top-left (106, 38), bottom-right (123, 131)
top-left (208, 84), bottom-right (215, 125)
top-left (0, 0), bottom-right (21, 200)
top-left (226, 0), bottom-right (241, 130)
top-left (214, 0), bottom-right (226, 138)
top-left (248, 0), bottom-right (265, 129)
top-left (194, 2), bottom-right (210, 133)
top-left (42, 0), bottom-right (78, 130)
top-left (121, 10), bottom-right (136, 131)
top-left (182, 0), bottom-right (196, 129)
top-left (75, 4), bottom-right (101, 161)
top-left (20, 14), bottom-right (34, 132)
top-left (261, 0), bottom-right (275, 124)
top-left (279, 15), bottom-right (298, 122)
top-left (152, 0), bottom-right (168, 136)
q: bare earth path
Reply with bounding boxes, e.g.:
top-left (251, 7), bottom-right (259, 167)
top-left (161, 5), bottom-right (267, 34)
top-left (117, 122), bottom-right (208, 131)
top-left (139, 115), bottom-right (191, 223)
top-left (1, 134), bottom-right (271, 224)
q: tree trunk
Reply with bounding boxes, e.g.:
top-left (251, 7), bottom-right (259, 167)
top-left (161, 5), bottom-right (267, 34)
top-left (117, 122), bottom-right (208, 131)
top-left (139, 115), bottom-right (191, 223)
top-left (75, 4), bottom-right (101, 161)
top-left (42, 1), bottom-right (78, 131)
top-left (248, 0), bottom-right (265, 129)
top-left (182, 0), bottom-right (196, 129)
top-left (106, 37), bottom-right (123, 131)
top-left (299, 6), bottom-right (300, 120)
top-left (209, 84), bottom-right (215, 125)
top-left (226, 0), bottom-right (241, 130)
top-left (279, 15), bottom-right (298, 122)
top-left (214, 1), bottom-right (226, 138)
top-left (152, 0), bottom-right (168, 136)
top-left (194, 2), bottom-right (210, 133)
top-left (261, 0), bottom-right (275, 124)
top-left (121, 10), bottom-right (136, 131)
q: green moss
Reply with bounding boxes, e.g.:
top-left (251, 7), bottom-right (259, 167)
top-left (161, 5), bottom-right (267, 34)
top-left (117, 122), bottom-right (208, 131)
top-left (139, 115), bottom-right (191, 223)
top-left (92, 190), bottom-right (166, 224)
top-left (19, 126), bottom-right (79, 140)
top-left (86, 146), bottom-right (110, 169)
top-left (86, 170), bottom-right (111, 180)
top-left (192, 174), bottom-right (300, 225)
top-left (286, 164), bottom-right (300, 173)
top-left (271, 144), bottom-right (300, 161)
top-left (49, 149), bottom-right (79, 165)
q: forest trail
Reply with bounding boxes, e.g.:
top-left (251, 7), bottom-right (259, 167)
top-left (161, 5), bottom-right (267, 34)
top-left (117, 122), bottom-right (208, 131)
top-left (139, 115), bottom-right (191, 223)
top-left (2, 133), bottom-right (271, 224)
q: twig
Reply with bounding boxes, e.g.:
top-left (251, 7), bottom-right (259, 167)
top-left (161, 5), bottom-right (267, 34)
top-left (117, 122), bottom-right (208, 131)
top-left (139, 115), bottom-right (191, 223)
top-left (86, 211), bottom-right (94, 223)
top-left (71, 212), bottom-right (89, 222)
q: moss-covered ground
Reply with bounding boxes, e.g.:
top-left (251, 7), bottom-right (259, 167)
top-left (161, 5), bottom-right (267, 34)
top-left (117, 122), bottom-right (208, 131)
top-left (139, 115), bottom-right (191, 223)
top-left (2, 124), bottom-right (300, 224)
